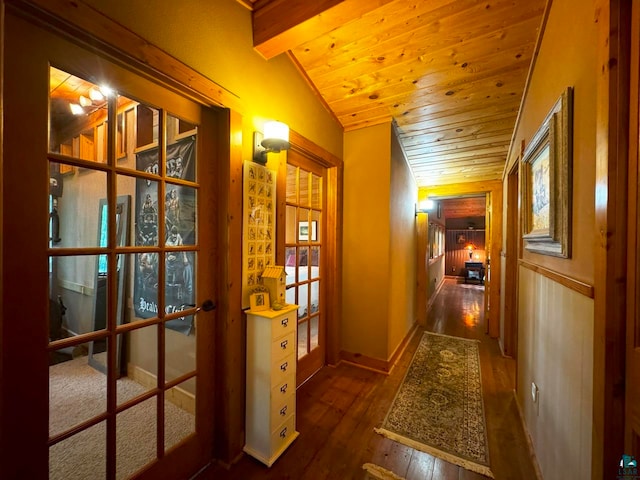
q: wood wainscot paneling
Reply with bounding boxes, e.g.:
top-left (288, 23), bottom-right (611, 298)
top-left (519, 260), bottom-right (594, 298)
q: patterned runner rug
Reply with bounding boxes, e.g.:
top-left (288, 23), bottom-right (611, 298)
top-left (374, 332), bottom-right (494, 478)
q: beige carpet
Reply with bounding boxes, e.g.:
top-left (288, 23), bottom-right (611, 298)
top-left (374, 332), bottom-right (494, 478)
top-left (49, 356), bottom-right (195, 480)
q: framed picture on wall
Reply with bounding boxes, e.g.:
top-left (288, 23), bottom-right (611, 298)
top-left (521, 87), bottom-right (573, 258)
top-left (298, 221), bottom-right (317, 241)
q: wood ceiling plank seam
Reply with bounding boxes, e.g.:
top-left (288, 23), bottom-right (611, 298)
top-left (290, 0), bottom-right (480, 68)
top-left (328, 69), bottom-right (524, 121)
top-left (330, 65), bottom-right (529, 116)
top-left (410, 165), bottom-right (507, 176)
top-left (401, 131), bottom-right (513, 149)
top-left (328, 65), bottom-right (528, 121)
top-left (395, 115), bottom-right (517, 136)
top-left (327, 63), bottom-right (529, 115)
top-left (294, 0), bottom-right (543, 72)
top-left (394, 111), bottom-right (518, 135)
top-left (341, 115), bottom-right (394, 132)
top-left (252, 0), bottom-right (398, 58)
top-left (303, 16), bottom-right (541, 87)
top-left (404, 141), bottom-right (512, 155)
top-left (337, 84), bottom-right (520, 125)
top-left (409, 157), bottom-right (508, 169)
top-left (311, 36), bottom-right (536, 102)
top-left (406, 145), bottom-right (509, 160)
top-left (400, 133), bottom-right (515, 150)
top-left (398, 112), bottom-right (517, 136)
top-left (393, 97), bottom-right (522, 124)
top-left (409, 155), bottom-right (508, 166)
top-left (389, 95), bottom-right (523, 126)
top-left (411, 171), bottom-right (506, 182)
top-left (409, 150), bottom-right (508, 161)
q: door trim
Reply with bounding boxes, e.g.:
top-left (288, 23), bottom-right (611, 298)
top-left (419, 180), bottom-right (503, 338)
top-left (10, 0), bottom-right (242, 112)
top-left (593, 0), bottom-right (631, 476)
top-left (503, 160), bottom-right (519, 358)
top-left (287, 130), bottom-right (342, 367)
top-left (0, 1), bottom-right (244, 474)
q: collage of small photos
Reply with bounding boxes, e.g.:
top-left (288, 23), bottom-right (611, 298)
top-left (242, 162), bottom-right (276, 307)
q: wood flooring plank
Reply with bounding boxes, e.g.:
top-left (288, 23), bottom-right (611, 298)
top-left (198, 279), bottom-right (538, 480)
top-left (405, 450), bottom-right (436, 480)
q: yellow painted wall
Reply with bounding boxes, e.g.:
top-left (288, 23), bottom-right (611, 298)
top-left (388, 131), bottom-right (418, 356)
top-left (342, 124), bottom-right (392, 359)
top-left (504, 0), bottom-right (596, 284)
top-left (502, 0), bottom-right (598, 477)
top-left (84, 0), bottom-right (343, 160)
top-left (342, 123), bottom-right (417, 362)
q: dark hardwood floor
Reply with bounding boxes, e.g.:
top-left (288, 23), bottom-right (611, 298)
top-left (199, 278), bottom-right (538, 479)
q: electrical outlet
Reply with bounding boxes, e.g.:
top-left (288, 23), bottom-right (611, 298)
top-left (531, 382), bottom-right (539, 403)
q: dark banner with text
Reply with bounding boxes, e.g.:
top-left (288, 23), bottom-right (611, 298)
top-left (133, 137), bottom-right (196, 335)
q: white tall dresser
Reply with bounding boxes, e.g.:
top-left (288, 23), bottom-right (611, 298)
top-left (244, 304), bottom-right (299, 466)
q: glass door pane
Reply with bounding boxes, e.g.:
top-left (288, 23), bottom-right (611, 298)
top-left (47, 63), bottom-right (205, 479)
top-left (285, 163), bottom-right (325, 385)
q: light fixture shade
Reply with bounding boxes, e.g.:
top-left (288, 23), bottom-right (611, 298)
top-left (78, 95), bottom-right (92, 107)
top-left (89, 87), bottom-right (104, 102)
top-left (261, 121), bottom-right (290, 152)
top-left (421, 199), bottom-right (435, 210)
top-left (69, 103), bottom-right (84, 115)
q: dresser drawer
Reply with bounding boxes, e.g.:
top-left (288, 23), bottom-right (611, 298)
top-left (270, 373), bottom-right (295, 403)
top-left (270, 414), bottom-right (296, 457)
top-left (271, 311), bottom-right (295, 340)
top-left (271, 330), bottom-right (295, 363)
top-left (271, 352), bottom-right (295, 387)
top-left (270, 391), bottom-right (295, 431)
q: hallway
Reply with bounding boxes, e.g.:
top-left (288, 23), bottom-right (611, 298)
top-left (200, 278), bottom-right (538, 479)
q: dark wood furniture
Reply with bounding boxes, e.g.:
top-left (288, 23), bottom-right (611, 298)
top-left (464, 261), bottom-right (485, 284)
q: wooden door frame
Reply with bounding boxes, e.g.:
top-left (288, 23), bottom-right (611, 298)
top-left (285, 130), bottom-right (343, 368)
top-left (0, 0), bottom-right (249, 471)
top-left (503, 159), bottom-right (520, 358)
top-left (593, 0), bottom-right (631, 477)
top-left (420, 180), bottom-right (503, 338)
top-left (627, 0), bottom-right (640, 464)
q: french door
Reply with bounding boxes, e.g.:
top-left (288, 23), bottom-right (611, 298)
top-left (2, 9), bottom-right (217, 479)
top-left (285, 152), bottom-right (326, 384)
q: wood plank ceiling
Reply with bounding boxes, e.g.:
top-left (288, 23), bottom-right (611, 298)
top-left (237, 0), bottom-right (546, 187)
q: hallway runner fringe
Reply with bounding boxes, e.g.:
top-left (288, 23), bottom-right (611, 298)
top-left (361, 463), bottom-right (406, 480)
top-left (374, 332), bottom-right (494, 478)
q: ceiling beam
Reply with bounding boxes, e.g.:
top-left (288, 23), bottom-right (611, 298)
top-left (253, 0), bottom-right (393, 59)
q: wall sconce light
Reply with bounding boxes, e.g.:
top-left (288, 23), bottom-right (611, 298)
top-left (415, 199), bottom-right (435, 216)
top-left (253, 121), bottom-right (290, 165)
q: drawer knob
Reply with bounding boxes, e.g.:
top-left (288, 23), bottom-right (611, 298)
top-left (281, 318), bottom-right (288, 327)
top-left (280, 383), bottom-right (288, 394)
top-left (280, 427), bottom-right (287, 438)
top-left (280, 339), bottom-right (288, 350)
top-left (280, 406), bottom-right (287, 416)
top-left (280, 361), bottom-right (288, 372)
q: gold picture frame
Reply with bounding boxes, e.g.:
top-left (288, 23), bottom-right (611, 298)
top-left (249, 292), bottom-right (270, 311)
top-left (521, 87), bottom-right (573, 258)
